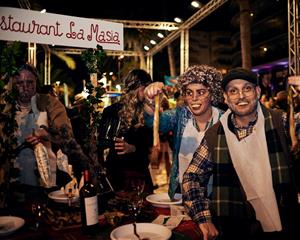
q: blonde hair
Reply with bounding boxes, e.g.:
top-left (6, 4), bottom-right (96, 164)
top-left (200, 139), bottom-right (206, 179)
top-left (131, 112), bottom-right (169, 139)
top-left (118, 89), bottom-right (145, 131)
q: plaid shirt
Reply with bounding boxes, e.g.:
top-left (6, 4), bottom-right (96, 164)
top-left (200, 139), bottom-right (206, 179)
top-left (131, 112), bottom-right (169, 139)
top-left (182, 107), bottom-right (296, 225)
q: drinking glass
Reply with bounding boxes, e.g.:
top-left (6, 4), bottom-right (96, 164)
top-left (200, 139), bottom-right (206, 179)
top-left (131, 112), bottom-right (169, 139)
top-left (102, 117), bottom-right (121, 147)
top-left (126, 178), bottom-right (145, 222)
top-left (31, 202), bottom-right (46, 229)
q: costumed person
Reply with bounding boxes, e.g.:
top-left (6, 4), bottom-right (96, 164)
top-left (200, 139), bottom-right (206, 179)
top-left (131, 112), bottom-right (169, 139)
top-left (182, 67), bottom-right (299, 240)
top-left (144, 64), bottom-right (224, 199)
top-left (0, 62), bottom-right (88, 208)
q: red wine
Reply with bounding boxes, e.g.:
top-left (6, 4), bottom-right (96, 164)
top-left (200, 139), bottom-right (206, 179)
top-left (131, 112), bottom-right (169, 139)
top-left (80, 170), bottom-right (99, 234)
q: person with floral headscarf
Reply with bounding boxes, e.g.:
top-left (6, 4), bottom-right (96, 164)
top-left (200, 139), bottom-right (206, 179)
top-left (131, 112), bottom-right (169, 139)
top-left (98, 69), bottom-right (154, 193)
top-left (144, 64), bottom-right (224, 199)
top-left (0, 62), bottom-right (90, 210)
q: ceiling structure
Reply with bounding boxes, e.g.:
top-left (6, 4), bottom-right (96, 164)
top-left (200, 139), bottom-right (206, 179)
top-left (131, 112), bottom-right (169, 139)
top-left (0, 0), bottom-right (291, 84)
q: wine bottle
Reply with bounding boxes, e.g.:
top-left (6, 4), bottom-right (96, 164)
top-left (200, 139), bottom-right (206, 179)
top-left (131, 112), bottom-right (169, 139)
top-left (95, 166), bottom-right (115, 213)
top-left (80, 169), bottom-right (99, 234)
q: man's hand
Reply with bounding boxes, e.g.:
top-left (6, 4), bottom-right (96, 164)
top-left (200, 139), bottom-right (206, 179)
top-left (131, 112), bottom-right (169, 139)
top-left (198, 222), bottom-right (219, 240)
top-left (25, 128), bottom-right (50, 147)
top-left (114, 137), bottom-right (136, 155)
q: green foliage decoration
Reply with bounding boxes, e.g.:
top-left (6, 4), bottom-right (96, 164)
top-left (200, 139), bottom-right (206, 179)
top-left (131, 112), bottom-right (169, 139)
top-left (80, 45), bottom-right (107, 162)
top-left (82, 82), bottom-right (106, 158)
top-left (0, 41), bottom-right (26, 81)
top-left (80, 44), bottom-right (106, 74)
top-left (0, 41), bottom-right (26, 163)
top-left (0, 41), bottom-right (27, 208)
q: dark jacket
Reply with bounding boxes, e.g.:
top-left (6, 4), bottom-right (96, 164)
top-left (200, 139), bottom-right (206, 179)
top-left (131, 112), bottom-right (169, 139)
top-left (98, 103), bottom-right (154, 193)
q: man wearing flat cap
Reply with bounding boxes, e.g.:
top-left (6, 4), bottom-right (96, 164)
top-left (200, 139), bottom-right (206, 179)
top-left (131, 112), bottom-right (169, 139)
top-left (182, 67), bottom-right (299, 240)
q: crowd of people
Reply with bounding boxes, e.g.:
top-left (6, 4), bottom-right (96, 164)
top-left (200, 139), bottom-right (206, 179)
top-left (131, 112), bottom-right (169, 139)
top-left (0, 61), bottom-right (299, 240)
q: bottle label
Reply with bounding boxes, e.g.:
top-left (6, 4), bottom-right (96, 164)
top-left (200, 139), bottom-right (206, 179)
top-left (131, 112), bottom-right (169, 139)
top-left (84, 196), bottom-right (99, 226)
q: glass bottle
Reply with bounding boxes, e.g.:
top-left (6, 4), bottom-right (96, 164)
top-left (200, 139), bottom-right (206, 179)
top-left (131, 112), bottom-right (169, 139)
top-left (95, 165), bottom-right (115, 214)
top-left (79, 169), bottom-right (99, 234)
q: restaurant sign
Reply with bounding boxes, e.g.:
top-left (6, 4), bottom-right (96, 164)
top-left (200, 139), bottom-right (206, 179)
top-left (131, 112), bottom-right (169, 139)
top-left (0, 7), bottom-right (123, 50)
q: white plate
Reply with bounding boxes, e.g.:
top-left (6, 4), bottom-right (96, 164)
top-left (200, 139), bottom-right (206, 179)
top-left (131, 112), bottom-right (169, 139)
top-left (110, 222), bottom-right (172, 240)
top-left (48, 189), bottom-right (79, 204)
top-left (0, 216), bottom-right (25, 237)
top-left (146, 193), bottom-right (182, 208)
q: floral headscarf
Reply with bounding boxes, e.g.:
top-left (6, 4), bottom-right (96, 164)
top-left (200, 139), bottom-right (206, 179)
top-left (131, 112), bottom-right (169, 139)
top-left (177, 64), bottom-right (223, 105)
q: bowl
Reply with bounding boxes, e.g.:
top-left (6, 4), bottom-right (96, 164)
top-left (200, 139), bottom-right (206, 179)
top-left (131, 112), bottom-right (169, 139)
top-left (110, 222), bottom-right (172, 240)
top-left (146, 193), bottom-right (182, 208)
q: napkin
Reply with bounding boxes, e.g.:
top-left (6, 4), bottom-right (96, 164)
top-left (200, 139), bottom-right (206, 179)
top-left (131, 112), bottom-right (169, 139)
top-left (152, 215), bottom-right (184, 230)
top-left (170, 205), bottom-right (191, 221)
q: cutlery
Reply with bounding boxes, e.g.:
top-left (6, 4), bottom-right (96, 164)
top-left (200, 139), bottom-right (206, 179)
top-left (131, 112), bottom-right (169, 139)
top-left (133, 222), bottom-right (141, 240)
top-left (133, 223), bottom-right (150, 240)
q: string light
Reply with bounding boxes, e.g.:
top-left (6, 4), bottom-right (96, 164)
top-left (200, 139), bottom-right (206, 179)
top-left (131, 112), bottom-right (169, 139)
top-left (174, 17), bottom-right (183, 23)
top-left (191, 1), bottom-right (201, 8)
top-left (150, 40), bottom-right (157, 45)
top-left (157, 33), bottom-right (164, 38)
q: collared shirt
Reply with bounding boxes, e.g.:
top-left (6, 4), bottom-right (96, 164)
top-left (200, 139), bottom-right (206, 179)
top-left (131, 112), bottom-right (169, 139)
top-left (230, 112), bottom-right (258, 141)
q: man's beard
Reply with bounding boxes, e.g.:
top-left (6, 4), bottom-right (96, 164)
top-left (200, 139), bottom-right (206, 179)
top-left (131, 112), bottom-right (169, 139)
top-left (19, 93), bottom-right (32, 104)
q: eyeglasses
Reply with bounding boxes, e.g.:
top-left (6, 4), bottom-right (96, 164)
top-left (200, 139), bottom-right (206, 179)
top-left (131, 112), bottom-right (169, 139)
top-left (184, 89), bottom-right (210, 100)
top-left (226, 84), bottom-right (256, 99)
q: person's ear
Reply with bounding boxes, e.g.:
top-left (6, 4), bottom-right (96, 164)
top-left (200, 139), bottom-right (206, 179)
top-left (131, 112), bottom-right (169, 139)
top-left (223, 92), bottom-right (228, 105)
top-left (255, 86), bottom-right (261, 100)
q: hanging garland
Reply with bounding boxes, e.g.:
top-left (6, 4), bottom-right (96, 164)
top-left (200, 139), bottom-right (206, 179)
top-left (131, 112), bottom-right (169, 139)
top-left (80, 44), bottom-right (106, 74)
top-left (0, 41), bottom-right (26, 165)
top-left (0, 41), bottom-right (27, 207)
top-left (80, 45), bottom-right (107, 162)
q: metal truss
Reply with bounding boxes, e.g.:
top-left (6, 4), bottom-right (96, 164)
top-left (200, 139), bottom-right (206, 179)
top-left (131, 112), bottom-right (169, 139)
top-left (53, 48), bottom-right (139, 57)
top-left (17, 0), bottom-right (30, 9)
top-left (147, 0), bottom-right (228, 56)
top-left (18, 0), bottom-right (228, 78)
top-left (102, 19), bottom-right (179, 30)
top-left (288, 0), bottom-right (300, 75)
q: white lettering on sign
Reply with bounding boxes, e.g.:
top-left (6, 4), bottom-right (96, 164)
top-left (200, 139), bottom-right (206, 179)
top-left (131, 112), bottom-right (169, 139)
top-left (288, 76), bottom-right (300, 86)
top-left (0, 7), bottom-right (123, 50)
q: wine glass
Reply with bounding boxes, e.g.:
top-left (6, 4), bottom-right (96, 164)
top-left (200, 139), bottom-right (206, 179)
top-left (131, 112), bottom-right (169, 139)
top-left (103, 117), bottom-right (121, 147)
top-left (126, 178), bottom-right (145, 222)
top-left (31, 201), bottom-right (46, 229)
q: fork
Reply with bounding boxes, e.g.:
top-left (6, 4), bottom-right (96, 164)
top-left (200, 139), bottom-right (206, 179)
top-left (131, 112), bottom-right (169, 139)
top-left (133, 223), bottom-right (150, 240)
top-left (133, 222), bottom-right (141, 240)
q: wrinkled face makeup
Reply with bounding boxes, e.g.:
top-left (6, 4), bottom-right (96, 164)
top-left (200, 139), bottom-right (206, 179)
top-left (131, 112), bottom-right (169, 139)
top-left (184, 83), bottom-right (212, 116)
top-left (224, 79), bottom-right (261, 117)
top-left (13, 69), bottom-right (37, 105)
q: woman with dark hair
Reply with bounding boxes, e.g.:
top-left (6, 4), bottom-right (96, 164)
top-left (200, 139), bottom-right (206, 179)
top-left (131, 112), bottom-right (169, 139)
top-left (98, 69), bottom-right (154, 193)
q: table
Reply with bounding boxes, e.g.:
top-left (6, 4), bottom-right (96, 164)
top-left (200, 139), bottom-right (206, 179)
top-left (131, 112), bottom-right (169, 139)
top-left (1, 196), bottom-right (203, 240)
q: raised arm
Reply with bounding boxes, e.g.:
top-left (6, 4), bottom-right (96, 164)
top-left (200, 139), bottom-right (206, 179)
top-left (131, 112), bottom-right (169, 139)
top-left (143, 82), bottom-right (165, 115)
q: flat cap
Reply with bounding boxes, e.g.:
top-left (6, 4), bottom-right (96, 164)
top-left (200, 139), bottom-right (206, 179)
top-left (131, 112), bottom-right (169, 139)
top-left (222, 67), bottom-right (258, 89)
